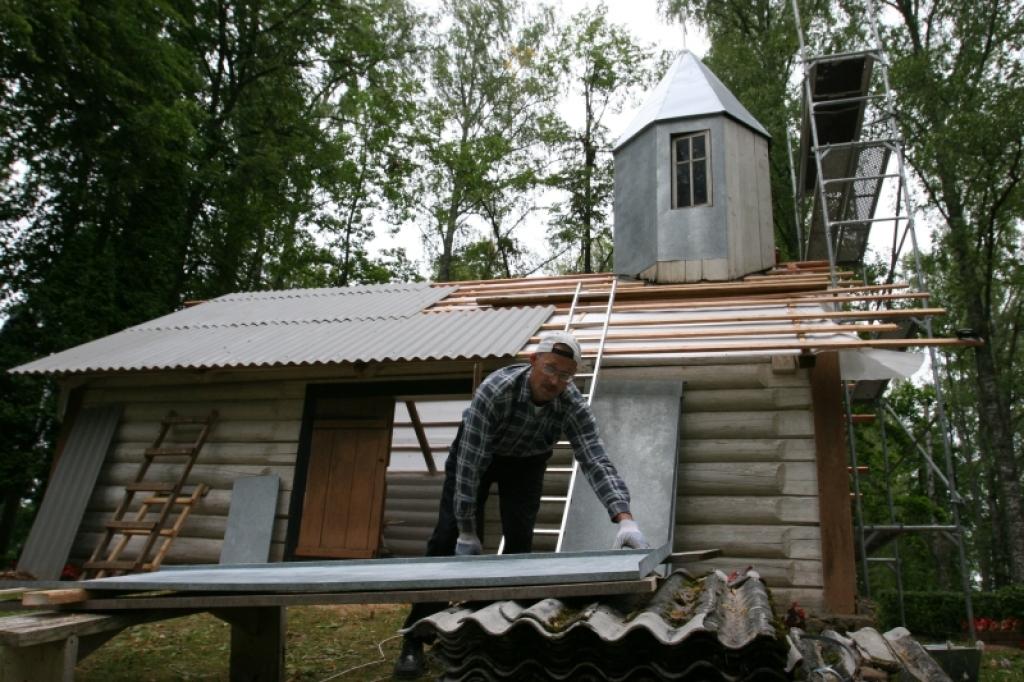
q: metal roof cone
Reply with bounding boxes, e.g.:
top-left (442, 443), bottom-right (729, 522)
top-left (615, 50), bottom-right (769, 149)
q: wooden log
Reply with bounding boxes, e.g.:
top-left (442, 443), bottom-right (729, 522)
top-left (84, 380), bottom-right (309, 403)
top-left (88, 486), bottom-right (293, 518)
top-left (115, 419), bottom-right (302, 445)
top-left (681, 387), bottom-right (812, 411)
top-left (677, 462), bottom-right (818, 497)
top-left (117, 400), bottom-right (304, 423)
top-left (676, 496), bottom-right (820, 525)
top-left (602, 362), bottom-right (811, 389)
top-left (675, 525), bottom-right (821, 560)
top-left (109, 441), bottom-right (299, 466)
top-left (96, 463), bottom-right (296, 492)
top-left (79, 513), bottom-right (289, 544)
top-left (679, 438), bottom-right (816, 463)
top-left (681, 410), bottom-right (815, 439)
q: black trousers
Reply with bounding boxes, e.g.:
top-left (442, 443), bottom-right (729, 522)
top-left (402, 429), bottom-right (550, 637)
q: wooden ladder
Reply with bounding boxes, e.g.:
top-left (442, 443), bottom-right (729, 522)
top-left (83, 410), bottom-right (217, 578)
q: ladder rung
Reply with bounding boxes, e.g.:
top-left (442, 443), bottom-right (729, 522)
top-left (142, 495), bottom-right (200, 506)
top-left (83, 560), bottom-right (139, 571)
top-left (824, 216), bottom-right (908, 227)
top-left (555, 440), bottom-right (571, 447)
top-left (532, 528), bottom-right (561, 535)
top-left (120, 528), bottom-right (176, 537)
top-left (162, 416), bottom-right (212, 425)
top-left (540, 496), bottom-right (567, 503)
top-left (545, 467), bottom-right (573, 473)
top-left (145, 446), bottom-right (196, 458)
top-left (823, 173), bottom-right (901, 185)
top-left (105, 520), bottom-right (159, 532)
top-left (574, 372), bottom-right (595, 379)
top-left (125, 481), bottom-right (177, 492)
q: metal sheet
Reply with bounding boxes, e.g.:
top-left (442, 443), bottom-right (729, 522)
top-left (17, 405), bottom-right (122, 579)
top-left (79, 549), bottom-right (667, 593)
top-left (220, 475), bottom-right (280, 565)
top-left (560, 378), bottom-right (683, 553)
top-left (616, 50), bottom-right (768, 150)
top-left (11, 306), bottom-right (554, 376)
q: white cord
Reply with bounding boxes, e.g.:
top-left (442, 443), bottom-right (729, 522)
top-left (317, 633), bottom-right (403, 681)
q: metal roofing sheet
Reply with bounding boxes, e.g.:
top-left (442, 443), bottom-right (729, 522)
top-left (78, 548), bottom-right (668, 593)
top-left (616, 50), bottom-right (770, 149)
top-left (11, 303), bottom-right (553, 375)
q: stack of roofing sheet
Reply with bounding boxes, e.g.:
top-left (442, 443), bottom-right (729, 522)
top-left (408, 569), bottom-right (791, 681)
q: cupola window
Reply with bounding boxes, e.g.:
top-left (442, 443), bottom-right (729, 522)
top-left (671, 131), bottom-right (710, 208)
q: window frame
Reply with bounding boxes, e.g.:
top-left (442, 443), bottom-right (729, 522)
top-left (670, 130), bottom-right (712, 209)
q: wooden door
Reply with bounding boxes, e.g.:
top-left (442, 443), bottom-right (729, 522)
top-left (295, 398), bottom-right (393, 559)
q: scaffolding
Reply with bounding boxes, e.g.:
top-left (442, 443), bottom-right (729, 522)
top-left (789, 0), bottom-right (976, 638)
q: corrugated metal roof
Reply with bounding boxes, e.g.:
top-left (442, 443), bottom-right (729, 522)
top-left (11, 305), bottom-right (553, 375)
top-left (409, 568), bottom-right (790, 681)
top-left (616, 50), bottom-right (770, 149)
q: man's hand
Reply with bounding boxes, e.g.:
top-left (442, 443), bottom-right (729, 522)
top-left (613, 519), bottom-right (649, 550)
top-left (455, 532), bottom-right (482, 555)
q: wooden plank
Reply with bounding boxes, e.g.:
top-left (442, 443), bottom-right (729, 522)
top-left (537, 307), bottom-right (947, 331)
top-left (667, 549), bottom-right (722, 565)
top-left (810, 351), bottom-right (857, 614)
top-left (529, 322), bottom-right (901, 343)
top-left (404, 402), bottom-right (437, 474)
top-left (21, 590), bottom-right (92, 607)
top-left (212, 607), bottom-right (285, 682)
top-left (60, 578), bottom-right (660, 611)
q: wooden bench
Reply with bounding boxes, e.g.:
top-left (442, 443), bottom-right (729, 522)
top-left (0, 610), bottom-right (179, 682)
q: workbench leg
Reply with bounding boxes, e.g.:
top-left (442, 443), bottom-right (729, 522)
top-left (0, 636), bottom-right (77, 682)
top-left (212, 607), bottom-right (286, 682)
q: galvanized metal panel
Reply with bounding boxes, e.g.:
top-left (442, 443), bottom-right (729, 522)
top-left (17, 404), bottom-right (122, 579)
top-left (11, 306), bottom-right (553, 375)
top-left (220, 475), bottom-right (280, 565)
top-left (615, 50), bottom-right (769, 150)
top-left (560, 378), bottom-right (682, 553)
top-left (79, 547), bottom-right (669, 592)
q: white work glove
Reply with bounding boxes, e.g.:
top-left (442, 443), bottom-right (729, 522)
top-left (455, 532), bottom-right (482, 556)
top-left (613, 519), bottom-right (649, 550)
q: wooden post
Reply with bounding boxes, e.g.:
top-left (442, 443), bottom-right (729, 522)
top-left (404, 401), bottom-right (437, 474)
top-left (213, 607), bottom-right (285, 682)
top-left (810, 352), bottom-right (857, 614)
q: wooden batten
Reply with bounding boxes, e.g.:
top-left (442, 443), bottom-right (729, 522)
top-left (809, 352), bottom-right (858, 614)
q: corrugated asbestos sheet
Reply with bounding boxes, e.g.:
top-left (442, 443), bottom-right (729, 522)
top-left (17, 405), bottom-right (122, 579)
top-left (788, 626), bottom-right (953, 681)
top-left (11, 283), bottom-right (554, 375)
top-left (408, 569), bottom-right (791, 681)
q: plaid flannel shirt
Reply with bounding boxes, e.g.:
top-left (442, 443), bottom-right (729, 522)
top-left (452, 364), bottom-right (631, 529)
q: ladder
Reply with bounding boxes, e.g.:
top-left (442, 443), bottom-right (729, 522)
top-left (552, 277), bottom-right (618, 552)
top-left (83, 410), bottom-right (216, 578)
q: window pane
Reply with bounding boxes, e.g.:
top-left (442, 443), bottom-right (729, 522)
top-left (675, 138), bottom-right (689, 162)
top-left (676, 165), bottom-right (691, 207)
top-left (692, 134), bottom-right (706, 159)
top-left (693, 160), bottom-right (707, 205)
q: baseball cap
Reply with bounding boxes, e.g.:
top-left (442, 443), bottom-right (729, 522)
top-left (535, 331), bottom-right (583, 364)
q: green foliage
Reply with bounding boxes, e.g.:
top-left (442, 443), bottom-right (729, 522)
top-left (545, 3), bottom-right (665, 274)
top-left (877, 586), bottom-right (1024, 637)
top-left (416, 0), bottom-right (561, 281)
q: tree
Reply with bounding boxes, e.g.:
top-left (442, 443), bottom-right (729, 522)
top-left (547, 3), bottom-right (665, 274)
top-left (417, 0), bottom-right (561, 282)
top-left (0, 0), bottom-right (423, 561)
top-left (879, 0), bottom-right (1024, 585)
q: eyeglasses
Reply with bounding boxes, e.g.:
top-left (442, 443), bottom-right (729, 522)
top-left (539, 363), bottom-right (575, 382)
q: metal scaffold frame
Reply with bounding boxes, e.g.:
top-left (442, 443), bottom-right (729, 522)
top-left (789, 0), bottom-right (975, 639)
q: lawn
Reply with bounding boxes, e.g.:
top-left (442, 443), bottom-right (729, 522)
top-left (74, 606), bottom-right (1024, 681)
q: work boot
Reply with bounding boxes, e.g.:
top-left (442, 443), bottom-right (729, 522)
top-left (393, 637), bottom-right (425, 679)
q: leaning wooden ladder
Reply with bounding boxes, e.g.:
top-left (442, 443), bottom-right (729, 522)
top-left (83, 410), bottom-right (217, 578)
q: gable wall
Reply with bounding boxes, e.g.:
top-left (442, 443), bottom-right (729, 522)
top-left (604, 358), bottom-right (826, 614)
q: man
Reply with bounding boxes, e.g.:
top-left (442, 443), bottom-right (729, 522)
top-left (393, 331), bottom-right (648, 679)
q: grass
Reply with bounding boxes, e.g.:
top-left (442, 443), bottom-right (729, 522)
top-left (71, 605), bottom-right (1024, 681)
top-left (76, 605), bottom-right (441, 682)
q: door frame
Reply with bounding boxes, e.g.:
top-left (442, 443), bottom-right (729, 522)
top-left (284, 378), bottom-right (473, 561)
